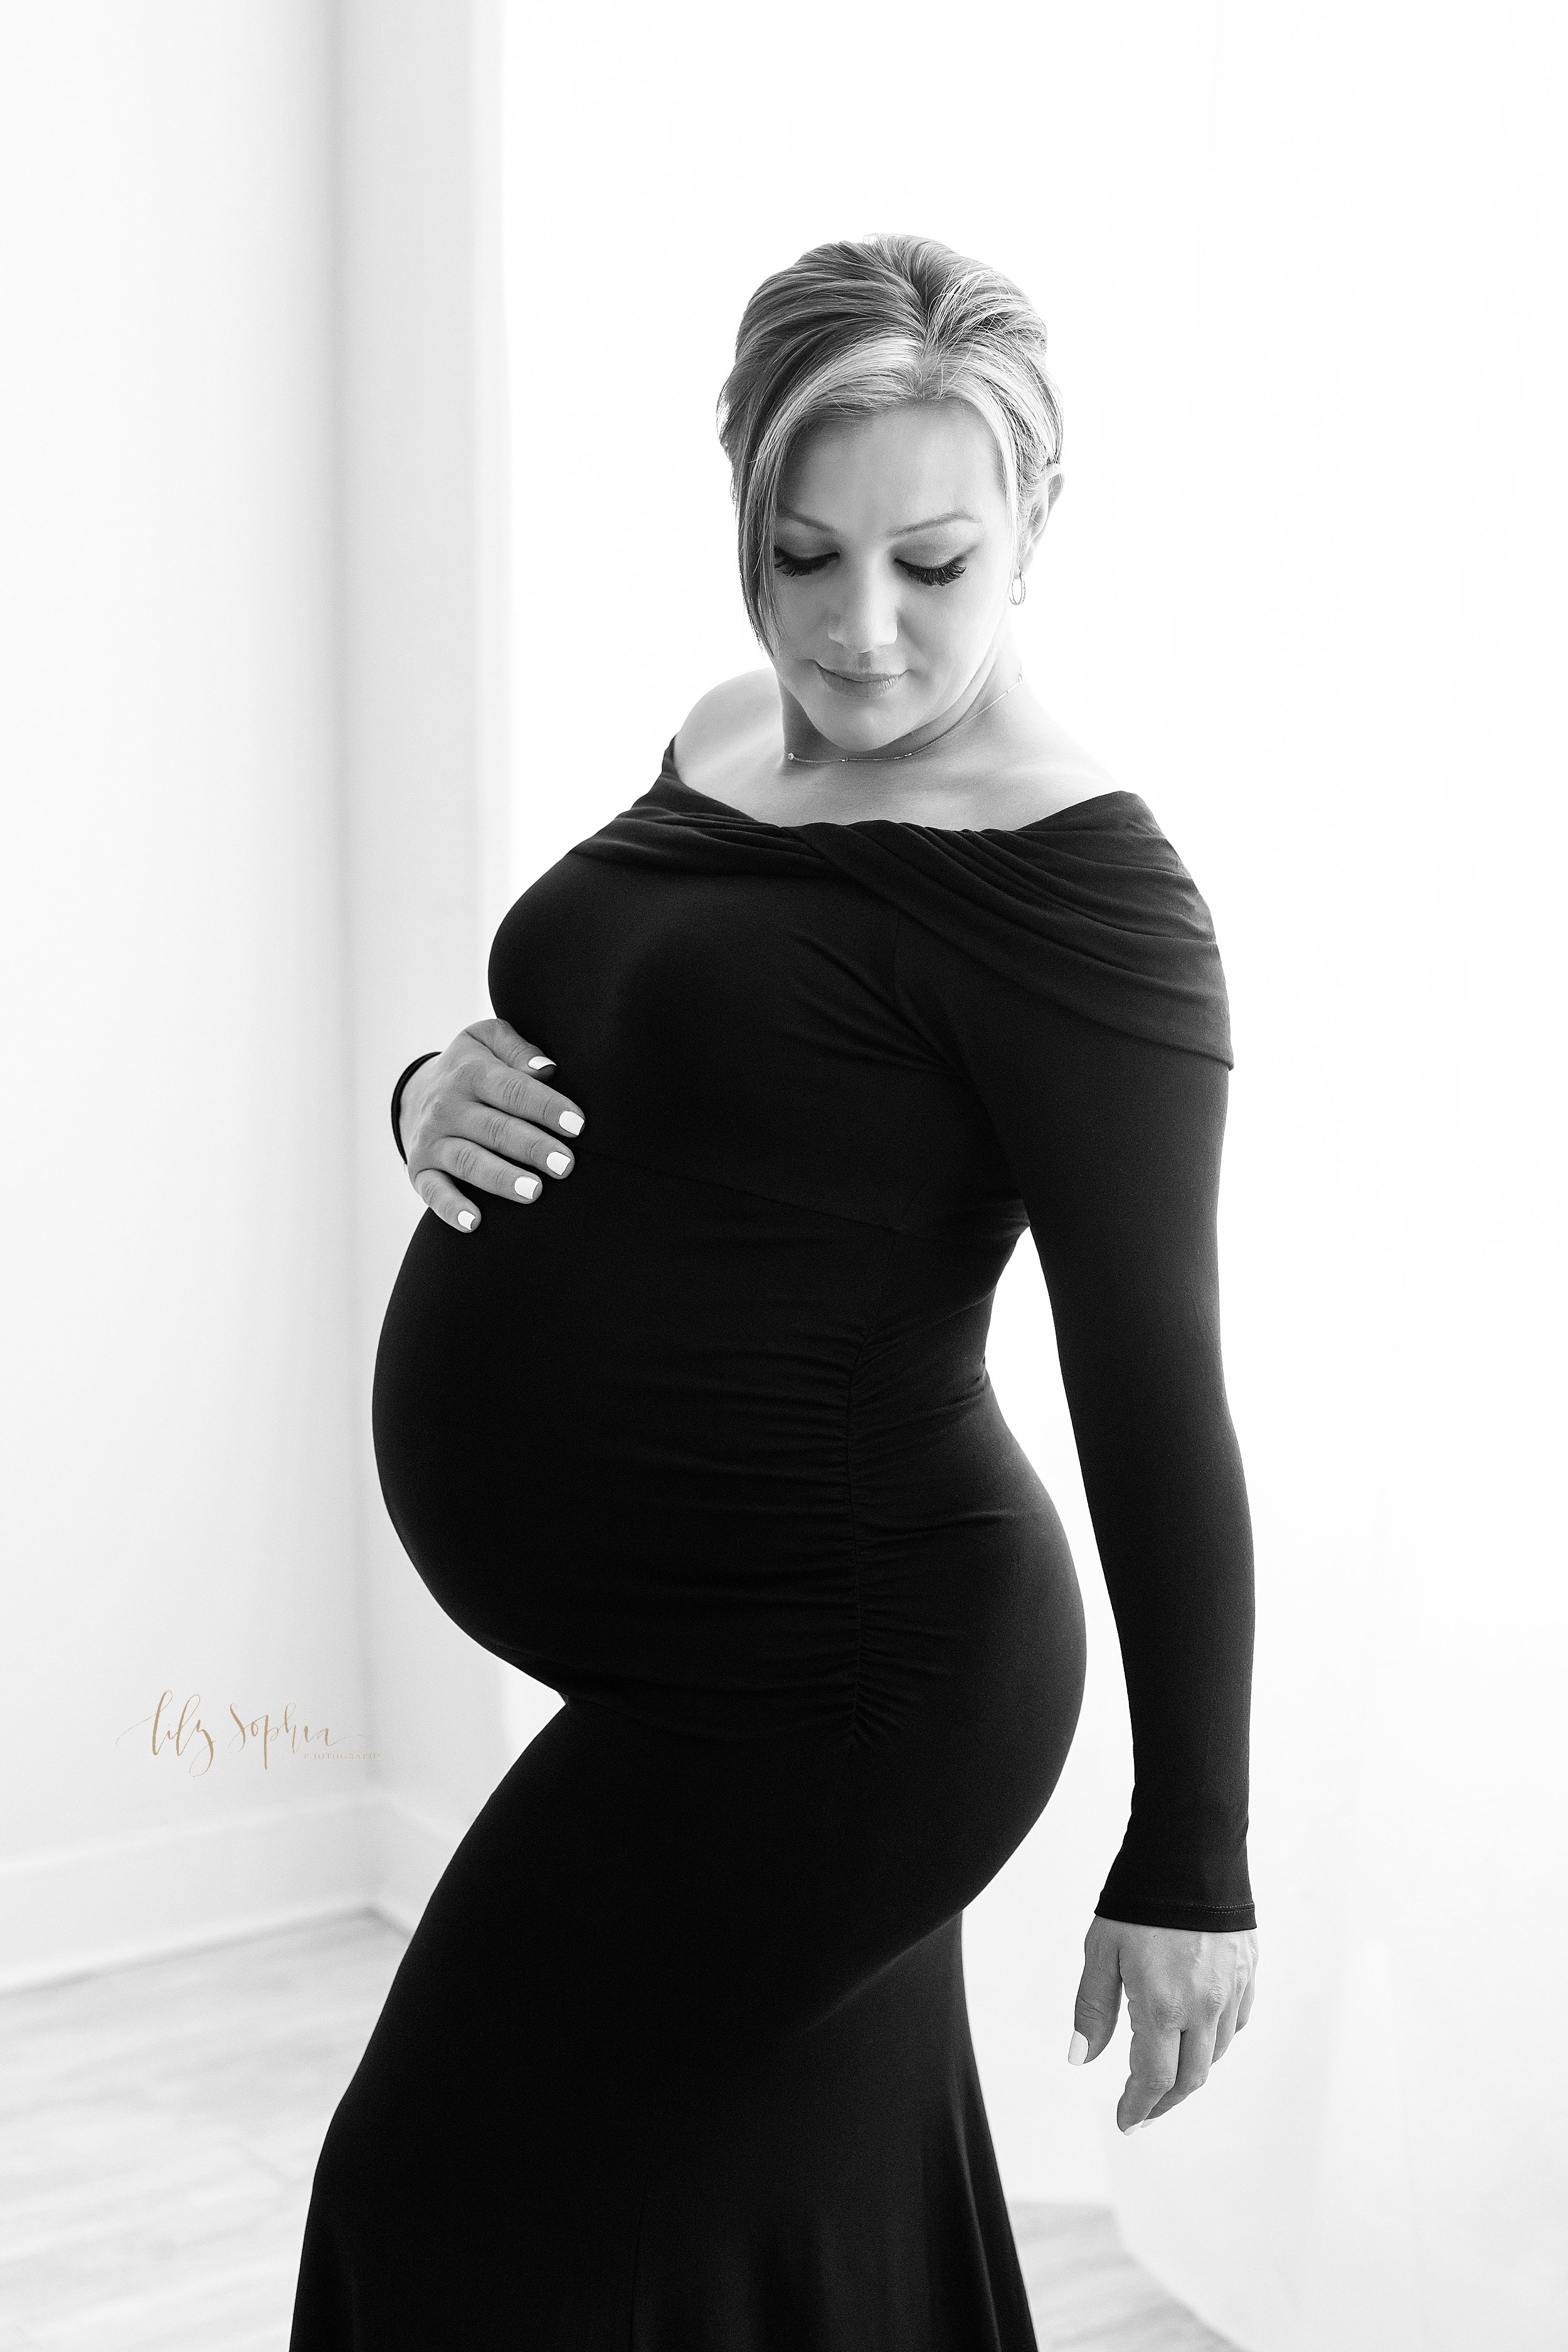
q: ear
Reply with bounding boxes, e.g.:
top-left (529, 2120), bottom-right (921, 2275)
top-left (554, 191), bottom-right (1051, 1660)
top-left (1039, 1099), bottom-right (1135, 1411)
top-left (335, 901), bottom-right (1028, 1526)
top-left (1017, 464), bottom-right (1063, 574)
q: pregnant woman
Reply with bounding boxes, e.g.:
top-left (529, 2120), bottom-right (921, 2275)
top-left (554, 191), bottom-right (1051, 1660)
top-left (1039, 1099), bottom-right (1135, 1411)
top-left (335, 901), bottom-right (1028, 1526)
top-left (290, 233), bottom-right (1258, 2350)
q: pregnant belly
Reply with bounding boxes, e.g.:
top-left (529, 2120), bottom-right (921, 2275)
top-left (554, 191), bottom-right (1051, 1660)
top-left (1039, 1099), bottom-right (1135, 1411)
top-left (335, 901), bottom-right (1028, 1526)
top-left (372, 1147), bottom-right (1081, 1759)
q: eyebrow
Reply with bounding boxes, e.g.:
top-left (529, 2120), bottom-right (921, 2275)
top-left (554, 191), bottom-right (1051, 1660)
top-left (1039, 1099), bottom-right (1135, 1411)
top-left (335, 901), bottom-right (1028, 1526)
top-left (777, 506), bottom-right (978, 536)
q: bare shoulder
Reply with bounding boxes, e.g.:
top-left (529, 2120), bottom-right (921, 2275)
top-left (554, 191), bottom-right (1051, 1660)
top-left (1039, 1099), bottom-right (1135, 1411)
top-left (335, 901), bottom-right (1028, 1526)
top-left (674, 670), bottom-right (780, 793)
top-left (990, 706), bottom-right (1125, 821)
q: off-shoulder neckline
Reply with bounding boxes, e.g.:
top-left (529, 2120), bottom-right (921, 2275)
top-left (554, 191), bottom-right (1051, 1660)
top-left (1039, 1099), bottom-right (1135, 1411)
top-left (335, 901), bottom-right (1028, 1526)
top-left (656, 741), bottom-right (1143, 839)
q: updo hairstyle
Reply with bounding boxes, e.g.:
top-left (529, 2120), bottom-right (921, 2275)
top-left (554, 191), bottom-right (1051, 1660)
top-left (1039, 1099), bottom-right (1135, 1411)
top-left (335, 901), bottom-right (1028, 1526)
top-left (716, 233), bottom-right (1064, 648)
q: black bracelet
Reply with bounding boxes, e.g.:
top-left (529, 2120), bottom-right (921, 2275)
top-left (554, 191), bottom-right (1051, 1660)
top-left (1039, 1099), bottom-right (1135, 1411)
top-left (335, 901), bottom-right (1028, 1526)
top-left (391, 1051), bottom-right (442, 1164)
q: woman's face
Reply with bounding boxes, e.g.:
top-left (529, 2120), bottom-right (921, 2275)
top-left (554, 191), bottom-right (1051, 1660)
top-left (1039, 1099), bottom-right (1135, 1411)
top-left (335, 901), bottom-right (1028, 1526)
top-left (768, 398), bottom-right (1046, 757)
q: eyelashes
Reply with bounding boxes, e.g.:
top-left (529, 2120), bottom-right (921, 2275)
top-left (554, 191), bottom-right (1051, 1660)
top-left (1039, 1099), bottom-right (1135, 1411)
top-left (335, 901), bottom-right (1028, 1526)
top-left (906, 557), bottom-right (968, 587)
top-left (772, 551), bottom-right (969, 588)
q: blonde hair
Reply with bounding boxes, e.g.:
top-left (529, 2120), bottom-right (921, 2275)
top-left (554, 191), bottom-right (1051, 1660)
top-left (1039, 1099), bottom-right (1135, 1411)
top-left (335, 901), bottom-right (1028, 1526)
top-left (716, 233), bottom-right (1064, 647)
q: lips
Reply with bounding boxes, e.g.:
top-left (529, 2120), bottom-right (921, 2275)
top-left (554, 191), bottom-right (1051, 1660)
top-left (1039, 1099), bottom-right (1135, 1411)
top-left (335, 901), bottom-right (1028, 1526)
top-left (817, 664), bottom-right (904, 695)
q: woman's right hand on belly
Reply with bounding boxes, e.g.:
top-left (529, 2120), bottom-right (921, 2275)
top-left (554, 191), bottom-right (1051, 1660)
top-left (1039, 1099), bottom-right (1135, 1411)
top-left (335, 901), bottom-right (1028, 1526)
top-left (399, 1019), bottom-right (586, 1233)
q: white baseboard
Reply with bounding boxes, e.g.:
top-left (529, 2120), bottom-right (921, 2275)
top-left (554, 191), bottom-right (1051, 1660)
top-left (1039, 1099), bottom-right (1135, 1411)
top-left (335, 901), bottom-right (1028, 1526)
top-left (0, 1787), bottom-right (470, 1994)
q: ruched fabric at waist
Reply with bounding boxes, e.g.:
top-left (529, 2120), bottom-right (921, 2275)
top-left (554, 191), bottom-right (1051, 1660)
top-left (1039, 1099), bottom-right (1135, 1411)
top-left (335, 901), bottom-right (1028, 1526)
top-left (371, 1149), bottom-right (1068, 1743)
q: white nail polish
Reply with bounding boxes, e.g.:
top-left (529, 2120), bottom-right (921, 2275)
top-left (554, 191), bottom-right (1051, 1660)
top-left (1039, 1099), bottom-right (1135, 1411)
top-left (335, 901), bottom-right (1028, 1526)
top-left (1067, 2031), bottom-right (1088, 2067)
top-left (558, 1111), bottom-right (583, 1135)
top-left (516, 1174), bottom-right (540, 1199)
top-left (457, 1210), bottom-right (476, 1230)
top-left (528, 1055), bottom-right (553, 1070)
top-left (546, 1151), bottom-right (572, 1176)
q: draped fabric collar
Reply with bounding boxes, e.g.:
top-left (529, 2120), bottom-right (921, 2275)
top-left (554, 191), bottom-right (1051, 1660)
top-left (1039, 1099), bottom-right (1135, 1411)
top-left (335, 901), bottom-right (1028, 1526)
top-left (569, 742), bottom-right (1233, 1067)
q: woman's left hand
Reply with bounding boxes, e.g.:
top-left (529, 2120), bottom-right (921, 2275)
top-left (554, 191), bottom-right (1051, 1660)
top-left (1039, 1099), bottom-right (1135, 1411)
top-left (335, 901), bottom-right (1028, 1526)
top-left (1069, 1915), bottom-right (1258, 2131)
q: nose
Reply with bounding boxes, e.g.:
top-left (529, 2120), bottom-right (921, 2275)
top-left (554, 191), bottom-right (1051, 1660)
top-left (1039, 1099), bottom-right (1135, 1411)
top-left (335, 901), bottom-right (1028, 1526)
top-left (825, 563), bottom-right (900, 661)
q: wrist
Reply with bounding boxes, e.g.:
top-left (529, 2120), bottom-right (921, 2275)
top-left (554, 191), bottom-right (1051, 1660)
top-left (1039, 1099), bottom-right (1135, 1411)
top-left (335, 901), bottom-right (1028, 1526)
top-left (391, 1051), bottom-right (442, 1164)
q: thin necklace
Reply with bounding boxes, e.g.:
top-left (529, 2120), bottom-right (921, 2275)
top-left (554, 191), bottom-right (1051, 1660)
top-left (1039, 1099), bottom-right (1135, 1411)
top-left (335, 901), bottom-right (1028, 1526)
top-left (783, 676), bottom-right (1021, 767)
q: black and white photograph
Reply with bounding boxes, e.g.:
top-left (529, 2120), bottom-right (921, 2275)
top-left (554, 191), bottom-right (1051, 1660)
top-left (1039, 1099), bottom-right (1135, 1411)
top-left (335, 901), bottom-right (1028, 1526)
top-left (1, 4), bottom-right (1563, 2348)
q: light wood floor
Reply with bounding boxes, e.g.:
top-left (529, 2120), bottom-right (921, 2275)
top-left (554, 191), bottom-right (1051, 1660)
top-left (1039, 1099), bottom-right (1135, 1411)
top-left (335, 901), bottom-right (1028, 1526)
top-left (0, 1912), bottom-right (1236, 2349)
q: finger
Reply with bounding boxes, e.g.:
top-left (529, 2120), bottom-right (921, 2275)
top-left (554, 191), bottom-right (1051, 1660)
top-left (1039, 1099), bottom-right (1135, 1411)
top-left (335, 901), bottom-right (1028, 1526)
top-left (411, 1168), bottom-right (490, 1233)
top-left (1071, 1922), bottom-right (1123, 2063)
top-left (1146, 2014), bottom-right (1221, 2119)
top-left (1236, 1967), bottom-right (1258, 2032)
top-left (468, 1057), bottom-right (585, 1139)
top-left (1212, 1982), bottom-right (1242, 2064)
top-left (418, 1040), bottom-right (583, 1151)
top-left (420, 1134), bottom-right (560, 1204)
top-left (435, 1106), bottom-right (579, 1184)
top-left (468, 1018), bottom-right (558, 1079)
top-left (1118, 2014), bottom-right (1180, 2132)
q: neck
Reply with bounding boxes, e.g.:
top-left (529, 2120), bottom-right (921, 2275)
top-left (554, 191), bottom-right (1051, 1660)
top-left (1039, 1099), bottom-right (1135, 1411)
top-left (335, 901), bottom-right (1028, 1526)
top-left (776, 629), bottom-right (1021, 767)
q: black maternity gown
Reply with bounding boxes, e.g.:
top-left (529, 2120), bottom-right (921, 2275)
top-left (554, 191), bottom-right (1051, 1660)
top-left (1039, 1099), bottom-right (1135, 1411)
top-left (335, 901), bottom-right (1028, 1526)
top-left (289, 746), bottom-right (1256, 2351)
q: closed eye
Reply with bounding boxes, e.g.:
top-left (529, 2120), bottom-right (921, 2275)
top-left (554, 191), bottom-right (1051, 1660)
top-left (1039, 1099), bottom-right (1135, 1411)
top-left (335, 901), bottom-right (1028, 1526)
top-left (901, 556), bottom-right (967, 587)
top-left (771, 551), bottom-right (969, 587)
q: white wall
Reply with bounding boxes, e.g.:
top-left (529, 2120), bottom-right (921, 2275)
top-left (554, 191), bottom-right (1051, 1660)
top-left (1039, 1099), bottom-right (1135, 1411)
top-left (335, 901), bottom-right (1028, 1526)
top-left (499, 3), bottom-right (1568, 2346)
top-left (0, 0), bottom-right (531, 1986)
top-left (0, 2), bottom-right (370, 1982)
top-left (336, 0), bottom-right (554, 1929)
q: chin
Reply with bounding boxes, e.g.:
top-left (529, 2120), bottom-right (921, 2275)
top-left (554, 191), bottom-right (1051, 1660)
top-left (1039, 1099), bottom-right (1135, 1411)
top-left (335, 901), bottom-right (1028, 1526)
top-left (811, 717), bottom-right (903, 760)
top-left (804, 676), bottom-right (921, 742)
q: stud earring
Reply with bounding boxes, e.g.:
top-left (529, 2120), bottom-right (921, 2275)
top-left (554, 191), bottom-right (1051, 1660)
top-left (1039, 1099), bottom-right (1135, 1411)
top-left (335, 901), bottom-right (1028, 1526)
top-left (1009, 572), bottom-right (1027, 607)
